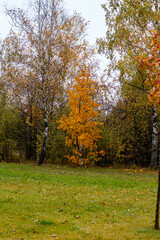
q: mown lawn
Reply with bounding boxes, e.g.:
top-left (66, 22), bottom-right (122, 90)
top-left (0, 163), bottom-right (159, 239)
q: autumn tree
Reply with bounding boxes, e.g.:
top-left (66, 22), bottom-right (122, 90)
top-left (138, 31), bottom-right (160, 229)
top-left (58, 67), bottom-right (103, 166)
top-left (2, 0), bottom-right (93, 164)
top-left (97, 0), bottom-right (160, 168)
top-left (101, 0), bottom-right (160, 229)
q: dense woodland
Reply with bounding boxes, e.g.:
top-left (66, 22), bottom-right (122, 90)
top-left (0, 0), bottom-right (160, 168)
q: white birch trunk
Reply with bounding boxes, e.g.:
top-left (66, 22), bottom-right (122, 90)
top-left (38, 115), bottom-right (48, 165)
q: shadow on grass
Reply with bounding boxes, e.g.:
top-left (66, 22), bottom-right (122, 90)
top-left (137, 225), bottom-right (160, 238)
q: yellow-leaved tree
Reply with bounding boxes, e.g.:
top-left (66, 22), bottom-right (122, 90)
top-left (58, 67), bottom-right (103, 166)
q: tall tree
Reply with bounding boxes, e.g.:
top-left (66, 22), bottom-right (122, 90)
top-left (2, 0), bottom-right (93, 164)
top-left (97, 0), bottom-right (160, 168)
top-left (138, 30), bottom-right (160, 230)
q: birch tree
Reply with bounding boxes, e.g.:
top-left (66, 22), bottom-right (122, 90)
top-left (97, 0), bottom-right (160, 168)
top-left (2, 0), bottom-right (92, 165)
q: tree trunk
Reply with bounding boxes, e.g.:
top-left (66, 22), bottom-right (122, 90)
top-left (154, 0), bottom-right (160, 229)
top-left (155, 166), bottom-right (160, 229)
top-left (0, 152), bottom-right (4, 161)
top-left (37, 115), bottom-right (48, 165)
top-left (150, 107), bottom-right (158, 169)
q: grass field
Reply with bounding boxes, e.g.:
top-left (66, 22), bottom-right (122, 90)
top-left (0, 163), bottom-right (160, 239)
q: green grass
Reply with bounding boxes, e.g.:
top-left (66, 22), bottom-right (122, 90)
top-left (0, 163), bottom-right (159, 239)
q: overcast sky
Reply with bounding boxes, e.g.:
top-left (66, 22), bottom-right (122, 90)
top-left (63, 0), bottom-right (106, 45)
top-left (0, 0), bottom-right (107, 70)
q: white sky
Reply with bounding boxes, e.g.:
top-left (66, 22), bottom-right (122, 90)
top-left (63, 0), bottom-right (106, 45)
top-left (0, 0), bottom-right (107, 70)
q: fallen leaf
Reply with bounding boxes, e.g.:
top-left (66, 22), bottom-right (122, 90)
top-left (52, 234), bottom-right (58, 237)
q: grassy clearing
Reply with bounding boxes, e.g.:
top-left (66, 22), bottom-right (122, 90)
top-left (0, 163), bottom-right (159, 239)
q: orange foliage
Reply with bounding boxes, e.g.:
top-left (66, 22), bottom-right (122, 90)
top-left (58, 68), bottom-right (102, 166)
top-left (138, 31), bottom-right (160, 105)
